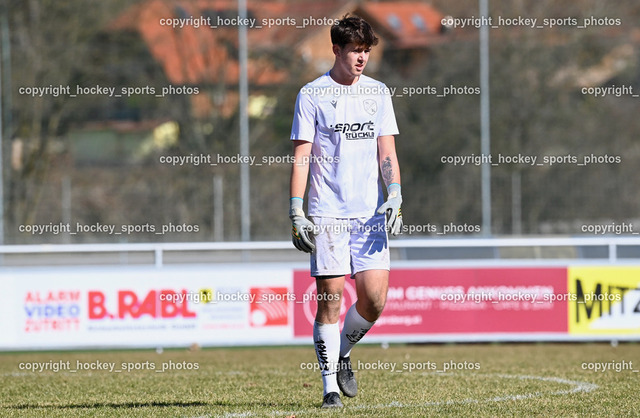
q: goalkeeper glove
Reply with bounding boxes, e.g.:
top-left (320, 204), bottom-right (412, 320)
top-left (376, 183), bottom-right (403, 236)
top-left (289, 198), bottom-right (315, 253)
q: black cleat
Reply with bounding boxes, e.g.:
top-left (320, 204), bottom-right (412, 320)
top-left (321, 391), bottom-right (343, 408)
top-left (337, 356), bottom-right (357, 397)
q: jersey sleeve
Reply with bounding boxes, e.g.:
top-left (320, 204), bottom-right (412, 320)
top-left (378, 84), bottom-right (399, 137)
top-left (290, 89), bottom-right (316, 143)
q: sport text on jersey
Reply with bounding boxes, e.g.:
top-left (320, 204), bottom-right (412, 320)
top-left (332, 121), bottom-right (375, 140)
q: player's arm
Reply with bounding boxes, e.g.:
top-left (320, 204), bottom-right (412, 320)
top-left (289, 140), bottom-right (315, 253)
top-left (290, 140), bottom-right (312, 199)
top-left (377, 135), bottom-right (403, 235)
top-left (377, 135), bottom-right (401, 187)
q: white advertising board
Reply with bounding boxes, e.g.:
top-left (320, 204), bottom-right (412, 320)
top-left (0, 266), bottom-right (293, 350)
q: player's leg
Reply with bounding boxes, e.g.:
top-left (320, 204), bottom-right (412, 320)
top-left (342, 269), bottom-right (389, 357)
top-left (355, 269), bottom-right (389, 320)
top-left (314, 275), bottom-right (345, 408)
top-left (337, 269), bottom-right (388, 397)
top-left (337, 215), bottom-right (390, 397)
top-left (310, 217), bottom-right (350, 408)
top-left (315, 275), bottom-right (345, 323)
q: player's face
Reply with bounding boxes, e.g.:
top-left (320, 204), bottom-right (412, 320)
top-left (334, 43), bottom-right (371, 79)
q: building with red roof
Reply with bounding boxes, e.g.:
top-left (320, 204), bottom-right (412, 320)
top-left (110, 0), bottom-right (447, 118)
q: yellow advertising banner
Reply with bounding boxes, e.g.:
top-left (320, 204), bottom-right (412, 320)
top-left (568, 266), bottom-right (640, 335)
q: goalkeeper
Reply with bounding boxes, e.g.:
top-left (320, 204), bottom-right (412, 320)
top-left (288, 14), bottom-right (403, 409)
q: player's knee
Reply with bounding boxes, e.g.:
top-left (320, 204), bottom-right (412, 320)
top-left (316, 299), bottom-right (342, 323)
top-left (361, 297), bottom-right (386, 321)
top-left (370, 299), bottom-right (386, 319)
top-left (317, 299), bottom-right (341, 313)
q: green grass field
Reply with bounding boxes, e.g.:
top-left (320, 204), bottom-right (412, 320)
top-left (1, 343), bottom-right (638, 417)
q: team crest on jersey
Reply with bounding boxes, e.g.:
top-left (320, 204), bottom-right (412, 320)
top-left (363, 99), bottom-right (377, 115)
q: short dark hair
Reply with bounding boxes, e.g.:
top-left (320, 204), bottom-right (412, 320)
top-left (331, 14), bottom-right (379, 49)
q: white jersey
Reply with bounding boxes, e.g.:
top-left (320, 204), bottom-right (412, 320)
top-left (291, 72), bottom-right (399, 218)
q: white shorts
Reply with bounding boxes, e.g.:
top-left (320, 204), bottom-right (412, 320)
top-left (309, 214), bottom-right (389, 277)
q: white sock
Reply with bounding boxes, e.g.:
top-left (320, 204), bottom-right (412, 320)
top-left (313, 321), bottom-right (340, 395)
top-left (339, 303), bottom-right (375, 358)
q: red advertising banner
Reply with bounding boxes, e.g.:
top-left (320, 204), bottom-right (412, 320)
top-left (293, 267), bottom-right (568, 337)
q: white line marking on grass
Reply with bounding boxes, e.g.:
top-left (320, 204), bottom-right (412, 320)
top-left (260, 373), bottom-right (598, 416)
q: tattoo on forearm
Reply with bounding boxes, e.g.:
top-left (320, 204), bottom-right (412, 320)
top-left (382, 156), bottom-right (394, 185)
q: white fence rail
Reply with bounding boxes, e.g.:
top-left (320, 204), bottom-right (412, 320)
top-left (2, 237), bottom-right (639, 267)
